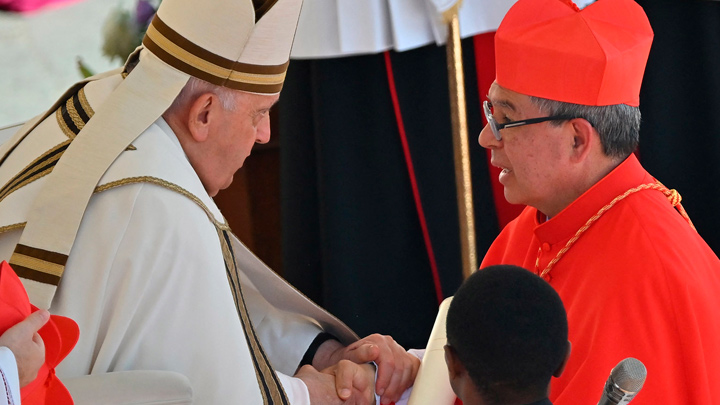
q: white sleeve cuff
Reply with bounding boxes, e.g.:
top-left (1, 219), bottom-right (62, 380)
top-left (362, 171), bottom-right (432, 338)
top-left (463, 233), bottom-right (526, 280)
top-left (408, 348), bottom-right (426, 362)
top-left (381, 350), bottom-right (425, 405)
top-left (277, 372), bottom-right (311, 405)
top-left (0, 346), bottom-right (20, 405)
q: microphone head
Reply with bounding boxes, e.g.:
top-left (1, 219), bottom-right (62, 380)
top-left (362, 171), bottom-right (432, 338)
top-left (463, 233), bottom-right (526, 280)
top-left (611, 358), bottom-right (647, 393)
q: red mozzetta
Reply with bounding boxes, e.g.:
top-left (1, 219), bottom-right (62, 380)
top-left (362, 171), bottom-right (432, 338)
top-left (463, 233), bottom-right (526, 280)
top-left (482, 154), bottom-right (720, 404)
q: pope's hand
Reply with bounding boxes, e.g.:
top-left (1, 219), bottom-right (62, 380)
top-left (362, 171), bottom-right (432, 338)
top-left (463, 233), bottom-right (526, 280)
top-left (333, 334), bottom-right (420, 404)
top-left (296, 360), bottom-right (375, 405)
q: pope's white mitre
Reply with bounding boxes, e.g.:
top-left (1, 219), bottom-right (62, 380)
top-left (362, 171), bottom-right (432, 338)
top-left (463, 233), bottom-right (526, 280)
top-left (143, 0), bottom-right (303, 94)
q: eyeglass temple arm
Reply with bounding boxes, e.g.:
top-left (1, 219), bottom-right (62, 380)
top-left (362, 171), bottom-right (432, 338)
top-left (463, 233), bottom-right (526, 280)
top-left (499, 115), bottom-right (578, 130)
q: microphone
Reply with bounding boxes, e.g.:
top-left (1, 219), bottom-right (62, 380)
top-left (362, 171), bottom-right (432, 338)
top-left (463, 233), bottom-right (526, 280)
top-left (597, 358), bottom-right (647, 405)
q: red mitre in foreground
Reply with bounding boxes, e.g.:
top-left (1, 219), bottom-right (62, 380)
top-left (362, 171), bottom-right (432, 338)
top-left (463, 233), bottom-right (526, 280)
top-left (0, 261), bottom-right (78, 405)
top-left (495, 0), bottom-right (654, 106)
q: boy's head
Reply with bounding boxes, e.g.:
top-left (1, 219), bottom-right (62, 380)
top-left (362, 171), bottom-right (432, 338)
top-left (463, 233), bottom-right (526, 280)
top-left (445, 265), bottom-right (570, 405)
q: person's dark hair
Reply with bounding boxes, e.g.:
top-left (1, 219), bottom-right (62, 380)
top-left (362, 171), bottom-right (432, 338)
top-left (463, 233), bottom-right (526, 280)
top-left (446, 265), bottom-right (568, 404)
top-left (529, 96), bottom-right (641, 159)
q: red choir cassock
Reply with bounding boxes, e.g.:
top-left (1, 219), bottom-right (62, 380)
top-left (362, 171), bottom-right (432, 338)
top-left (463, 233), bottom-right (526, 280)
top-left (480, 0), bottom-right (720, 403)
top-left (481, 154), bottom-right (720, 404)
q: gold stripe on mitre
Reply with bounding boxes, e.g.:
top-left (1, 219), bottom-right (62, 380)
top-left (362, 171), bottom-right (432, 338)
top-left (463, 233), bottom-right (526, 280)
top-left (142, 15), bottom-right (288, 94)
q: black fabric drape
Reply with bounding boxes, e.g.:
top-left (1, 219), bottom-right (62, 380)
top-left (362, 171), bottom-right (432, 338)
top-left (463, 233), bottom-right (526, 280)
top-left (278, 39), bottom-right (498, 348)
top-left (636, 0), bottom-right (720, 253)
top-left (278, 1), bottom-right (720, 349)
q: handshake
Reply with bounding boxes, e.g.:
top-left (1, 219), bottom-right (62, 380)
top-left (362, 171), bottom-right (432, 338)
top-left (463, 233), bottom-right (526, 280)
top-left (295, 334), bottom-right (421, 405)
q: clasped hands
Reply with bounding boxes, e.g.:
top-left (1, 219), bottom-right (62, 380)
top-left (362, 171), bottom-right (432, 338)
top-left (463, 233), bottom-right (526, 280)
top-left (297, 334), bottom-right (420, 404)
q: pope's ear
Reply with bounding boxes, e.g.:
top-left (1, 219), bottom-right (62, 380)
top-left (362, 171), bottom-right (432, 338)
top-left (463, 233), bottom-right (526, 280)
top-left (569, 118), bottom-right (596, 163)
top-left (186, 92), bottom-right (216, 143)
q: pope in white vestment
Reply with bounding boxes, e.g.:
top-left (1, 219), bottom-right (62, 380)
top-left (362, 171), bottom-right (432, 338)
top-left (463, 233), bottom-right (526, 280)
top-left (0, 0), bottom-right (422, 403)
top-left (0, 70), bottom-right (358, 403)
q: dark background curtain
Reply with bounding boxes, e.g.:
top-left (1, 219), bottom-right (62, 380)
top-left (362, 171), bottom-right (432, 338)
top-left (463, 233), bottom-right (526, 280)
top-left (636, 0), bottom-right (720, 251)
top-left (273, 0), bottom-right (720, 349)
top-left (278, 37), bottom-right (500, 348)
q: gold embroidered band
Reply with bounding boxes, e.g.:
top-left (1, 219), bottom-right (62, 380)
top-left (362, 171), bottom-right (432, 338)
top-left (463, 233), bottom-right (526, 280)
top-left (57, 87), bottom-right (93, 140)
top-left (142, 15), bottom-right (288, 94)
top-left (218, 229), bottom-right (289, 405)
top-left (0, 140), bottom-right (70, 205)
top-left (97, 176), bottom-right (287, 402)
top-left (0, 85), bottom-right (97, 206)
top-left (77, 87), bottom-right (95, 117)
top-left (10, 244), bottom-right (68, 285)
top-left (55, 86), bottom-right (134, 150)
top-left (0, 82), bottom-right (142, 207)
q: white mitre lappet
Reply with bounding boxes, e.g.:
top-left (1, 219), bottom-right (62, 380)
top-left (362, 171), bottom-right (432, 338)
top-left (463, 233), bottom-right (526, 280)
top-left (0, 0), bottom-right (303, 310)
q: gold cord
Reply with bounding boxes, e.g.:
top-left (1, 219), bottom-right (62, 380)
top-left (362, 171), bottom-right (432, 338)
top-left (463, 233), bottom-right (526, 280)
top-left (537, 182), bottom-right (695, 280)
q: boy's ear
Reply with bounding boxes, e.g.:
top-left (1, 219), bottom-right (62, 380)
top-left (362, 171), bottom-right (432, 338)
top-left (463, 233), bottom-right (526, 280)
top-left (553, 341), bottom-right (572, 378)
top-left (444, 344), bottom-right (465, 380)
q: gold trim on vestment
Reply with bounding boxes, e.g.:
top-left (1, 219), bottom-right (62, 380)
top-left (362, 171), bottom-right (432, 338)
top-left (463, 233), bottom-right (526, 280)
top-left (217, 228), bottom-right (289, 405)
top-left (9, 253), bottom-right (65, 277)
top-left (94, 176), bottom-right (228, 229)
top-left (0, 222), bottom-right (26, 235)
top-left (11, 263), bottom-right (61, 285)
top-left (54, 84), bottom-right (134, 149)
top-left (77, 87), bottom-right (95, 117)
top-left (0, 85), bottom-right (142, 207)
top-left (56, 86), bottom-right (95, 140)
top-left (14, 243), bottom-right (68, 265)
top-left (65, 97), bottom-right (85, 131)
top-left (0, 140), bottom-right (71, 205)
top-left (56, 108), bottom-right (76, 140)
top-left (97, 175), bottom-right (287, 403)
top-left (217, 229), bottom-right (270, 404)
top-left (9, 244), bottom-right (68, 286)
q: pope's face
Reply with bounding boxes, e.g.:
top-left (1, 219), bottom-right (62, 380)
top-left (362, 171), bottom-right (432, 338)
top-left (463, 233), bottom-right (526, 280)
top-left (478, 83), bottom-right (573, 215)
top-left (201, 92), bottom-right (279, 196)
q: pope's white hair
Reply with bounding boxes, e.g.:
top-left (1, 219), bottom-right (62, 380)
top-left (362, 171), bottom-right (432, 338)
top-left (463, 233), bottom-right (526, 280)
top-left (167, 77), bottom-right (240, 113)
